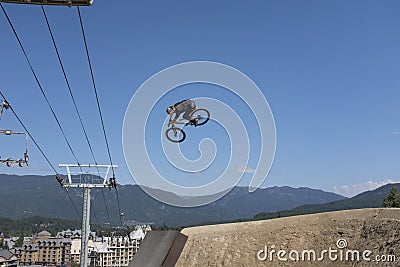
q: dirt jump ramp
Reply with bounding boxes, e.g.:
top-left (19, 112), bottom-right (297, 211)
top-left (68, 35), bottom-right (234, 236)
top-left (129, 230), bottom-right (188, 267)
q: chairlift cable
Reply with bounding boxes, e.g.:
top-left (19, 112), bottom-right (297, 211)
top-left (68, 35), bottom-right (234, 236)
top-left (41, 5), bottom-right (112, 226)
top-left (41, 6), bottom-right (97, 169)
top-left (0, 91), bottom-right (57, 173)
top-left (77, 7), bottom-right (115, 177)
top-left (101, 189), bottom-right (111, 226)
top-left (77, 6), bottom-right (124, 228)
top-left (65, 188), bottom-right (82, 221)
top-left (0, 90), bottom-right (81, 220)
top-left (1, 3), bottom-right (118, 227)
top-left (0, 3), bottom-right (81, 167)
top-left (1, 3), bottom-right (84, 221)
top-left (115, 186), bottom-right (124, 227)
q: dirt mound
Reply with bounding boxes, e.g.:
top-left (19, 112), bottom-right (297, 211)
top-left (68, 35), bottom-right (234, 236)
top-left (176, 208), bottom-right (400, 266)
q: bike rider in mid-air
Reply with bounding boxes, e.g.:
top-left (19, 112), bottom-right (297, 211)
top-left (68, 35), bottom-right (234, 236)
top-left (166, 99), bottom-right (196, 127)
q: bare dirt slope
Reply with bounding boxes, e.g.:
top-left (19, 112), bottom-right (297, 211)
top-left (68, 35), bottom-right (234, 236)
top-left (176, 208), bottom-right (400, 267)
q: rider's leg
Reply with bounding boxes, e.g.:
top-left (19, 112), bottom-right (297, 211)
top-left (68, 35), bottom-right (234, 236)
top-left (183, 111), bottom-right (192, 121)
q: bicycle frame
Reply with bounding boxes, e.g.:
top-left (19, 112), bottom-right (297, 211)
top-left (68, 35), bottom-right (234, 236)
top-left (168, 115), bottom-right (201, 129)
top-left (165, 108), bottom-right (210, 143)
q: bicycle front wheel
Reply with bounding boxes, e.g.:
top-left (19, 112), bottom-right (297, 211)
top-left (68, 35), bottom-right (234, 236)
top-left (165, 127), bottom-right (186, 143)
top-left (190, 108), bottom-right (210, 126)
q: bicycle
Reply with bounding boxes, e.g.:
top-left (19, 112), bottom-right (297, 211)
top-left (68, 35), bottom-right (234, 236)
top-left (165, 108), bottom-right (210, 143)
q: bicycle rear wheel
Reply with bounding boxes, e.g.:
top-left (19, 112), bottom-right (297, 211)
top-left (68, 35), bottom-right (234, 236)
top-left (190, 108), bottom-right (210, 126)
top-left (165, 127), bottom-right (186, 143)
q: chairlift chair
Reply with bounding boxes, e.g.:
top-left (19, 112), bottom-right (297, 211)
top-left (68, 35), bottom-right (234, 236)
top-left (0, 99), bottom-right (29, 167)
top-left (0, 100), bottom-right (10, 120)
top-left (0, 0), bottom-right (93, 6)
top-left (0, 129), bottom-right (29, 167)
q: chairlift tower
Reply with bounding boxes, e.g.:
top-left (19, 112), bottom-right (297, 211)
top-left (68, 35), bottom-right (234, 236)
top-left (59, 164), bottom-right (117, 267)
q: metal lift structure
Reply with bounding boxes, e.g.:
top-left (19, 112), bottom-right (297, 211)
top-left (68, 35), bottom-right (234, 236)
top-left (0, 3), bottom-right (123, 267)
top-left (58, 164), bottom-right (117, 267)
top-left (0, 0), bottom-right (93, 6)
top-left (0, 99), bottom-right (29, 167)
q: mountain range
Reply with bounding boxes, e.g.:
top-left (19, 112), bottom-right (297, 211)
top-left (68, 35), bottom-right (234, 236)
top-left (253, 182), bottom-right (399, 220)
top-left (0, 174), bottom-right (345, 226)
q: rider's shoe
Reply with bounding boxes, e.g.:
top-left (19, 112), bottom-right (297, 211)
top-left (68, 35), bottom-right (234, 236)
top-left (188, 119), bottom-right (196, 126)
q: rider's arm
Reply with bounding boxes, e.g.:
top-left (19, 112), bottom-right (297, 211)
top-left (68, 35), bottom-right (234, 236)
top-left (168, 108), bottom-right (178, 126)
top-left (168, 117), bottom-right (178, 127)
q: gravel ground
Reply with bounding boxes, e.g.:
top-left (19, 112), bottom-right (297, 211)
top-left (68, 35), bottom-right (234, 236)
top-left (176, 208), bottom-right (400, 267)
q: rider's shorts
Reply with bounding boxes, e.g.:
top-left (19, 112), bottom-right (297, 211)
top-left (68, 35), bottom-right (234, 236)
top-left (175, 100), bottom-right (196, 117)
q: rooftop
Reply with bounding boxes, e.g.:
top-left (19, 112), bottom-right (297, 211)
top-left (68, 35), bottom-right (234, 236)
top-left (37, 230), bottom-right (51, 237)
top-left (0, 249), bottom-right (14, 260)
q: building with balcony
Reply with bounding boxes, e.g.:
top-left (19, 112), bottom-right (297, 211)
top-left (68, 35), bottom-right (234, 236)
top-left (11, 234), bottom-right (71, 266)
top-left (66, 226), bottom-right (150, 267)
top-left (0, 249), bottom-right (18, 267)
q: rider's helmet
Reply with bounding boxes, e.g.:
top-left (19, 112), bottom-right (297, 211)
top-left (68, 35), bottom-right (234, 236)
top-left (166, 106), bottom-right (174, 114)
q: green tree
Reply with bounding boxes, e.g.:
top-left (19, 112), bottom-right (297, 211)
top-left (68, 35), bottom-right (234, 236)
top-left (14, 236), bottom-right (23, 247)
top-left (383, 186), bottom-right (400, 208)
top-left (71, 259), bottom-right (80, 267)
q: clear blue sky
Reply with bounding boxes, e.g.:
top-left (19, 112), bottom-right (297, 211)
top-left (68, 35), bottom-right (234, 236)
top-left (0, 0), bottom-right (399, 197)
